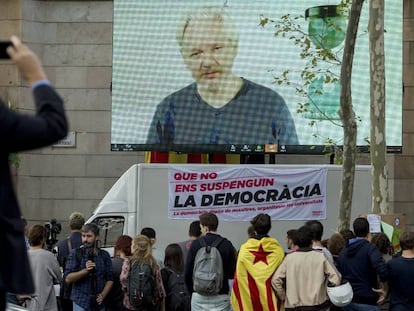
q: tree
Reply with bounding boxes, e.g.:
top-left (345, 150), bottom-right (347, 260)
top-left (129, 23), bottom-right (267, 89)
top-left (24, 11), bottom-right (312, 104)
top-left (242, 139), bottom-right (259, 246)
top-left (337, 0), bottom-right (365, 231)
top-left (261, 1), bottom-right (392, 228)
top-left (259, 1), bottom-right (364, 156)
top-left (369, 0), bottom-right (389, 214)
top-left (259, 1), bottom-right (364, 230)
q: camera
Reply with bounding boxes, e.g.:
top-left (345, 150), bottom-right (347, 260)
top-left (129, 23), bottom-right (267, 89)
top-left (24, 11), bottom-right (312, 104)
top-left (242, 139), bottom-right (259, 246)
top-left (44, 218), bottom-right (62, 251)
top-left (0, 41), bottom-right (13, 59)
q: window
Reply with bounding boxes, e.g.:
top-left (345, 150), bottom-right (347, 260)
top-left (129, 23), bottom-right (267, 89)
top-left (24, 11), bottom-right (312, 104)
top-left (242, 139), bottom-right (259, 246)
top-left (91, 216), bottom-right (125, 248)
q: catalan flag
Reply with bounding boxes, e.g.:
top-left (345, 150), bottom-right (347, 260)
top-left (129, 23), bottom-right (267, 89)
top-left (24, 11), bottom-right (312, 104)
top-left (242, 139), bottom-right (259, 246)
top-left (145, 151), bottom-right (240, 163)
top-left (231, 237), bottom-right (285, 311)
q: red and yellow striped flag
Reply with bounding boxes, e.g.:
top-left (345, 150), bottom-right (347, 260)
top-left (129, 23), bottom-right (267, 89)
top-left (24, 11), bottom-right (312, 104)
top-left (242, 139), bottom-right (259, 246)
top-left (145, 151), bottom-right (240, 164)
top-left (231, 237), bottom-right (285, 311)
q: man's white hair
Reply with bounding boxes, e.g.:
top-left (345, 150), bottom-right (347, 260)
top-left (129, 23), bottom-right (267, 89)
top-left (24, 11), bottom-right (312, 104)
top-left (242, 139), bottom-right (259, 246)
top-left (176, 5), bottom-right (239, 50)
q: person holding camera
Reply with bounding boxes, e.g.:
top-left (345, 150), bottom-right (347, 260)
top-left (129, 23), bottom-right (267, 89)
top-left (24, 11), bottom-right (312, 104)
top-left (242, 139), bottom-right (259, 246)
top-left (0, 36), bottom-right (68, 311)
top-left (65, 224), bottom-right (113, 311)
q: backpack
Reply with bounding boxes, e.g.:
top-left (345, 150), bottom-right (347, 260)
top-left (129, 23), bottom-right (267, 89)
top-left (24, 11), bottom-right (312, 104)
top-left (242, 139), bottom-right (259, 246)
top-left (166, 269), bottom-right (190, 311)
top-left (192, 236), bottom-right (224, 295)
top-left (127, 260), bottom-right (156, 310)
top-left (60, 246), bottom-right (82, 300)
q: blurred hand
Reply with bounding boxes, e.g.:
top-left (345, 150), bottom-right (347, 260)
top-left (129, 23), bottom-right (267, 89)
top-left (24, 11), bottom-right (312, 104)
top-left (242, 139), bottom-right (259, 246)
top-left (372, 287), bottom-right (387, 304)
top-left (96, 293), bottom-right (104, 305)
top-left (7, 35), bottom-right (47, 85)
top-left (85, 260), bottom-right (96, 272)
top-left (16, 294), bottom-right (32, 302)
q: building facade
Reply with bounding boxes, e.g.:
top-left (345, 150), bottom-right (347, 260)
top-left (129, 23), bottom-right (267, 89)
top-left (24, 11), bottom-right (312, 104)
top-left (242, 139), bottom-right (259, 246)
top-left (0, 0), bottom-right (413, 235)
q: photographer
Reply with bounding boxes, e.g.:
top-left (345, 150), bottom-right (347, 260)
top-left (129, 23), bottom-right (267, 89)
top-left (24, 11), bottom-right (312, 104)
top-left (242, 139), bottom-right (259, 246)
top-left (0, 36), bottom-right (68, 311)
top-left (65, 224), bottom-right (113, 311)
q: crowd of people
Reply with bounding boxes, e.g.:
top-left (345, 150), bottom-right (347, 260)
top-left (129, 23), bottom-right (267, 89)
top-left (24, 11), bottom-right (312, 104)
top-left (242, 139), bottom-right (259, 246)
top-left (5, 211), bottom-right (414, 311)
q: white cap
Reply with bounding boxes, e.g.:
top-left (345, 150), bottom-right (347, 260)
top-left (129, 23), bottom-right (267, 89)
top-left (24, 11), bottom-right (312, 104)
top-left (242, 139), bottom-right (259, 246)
top-left (327, 281), bottom-right (353, 307)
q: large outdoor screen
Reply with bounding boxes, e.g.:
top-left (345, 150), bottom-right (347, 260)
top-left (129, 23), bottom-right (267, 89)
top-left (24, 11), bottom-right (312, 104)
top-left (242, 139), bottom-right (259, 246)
top-left (111, 0), bottom-right (402, 154)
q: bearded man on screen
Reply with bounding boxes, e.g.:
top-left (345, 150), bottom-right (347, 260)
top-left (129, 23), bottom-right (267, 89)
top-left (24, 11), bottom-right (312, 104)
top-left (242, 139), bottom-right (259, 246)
top-left (146, 5), bottom-right (298, 146)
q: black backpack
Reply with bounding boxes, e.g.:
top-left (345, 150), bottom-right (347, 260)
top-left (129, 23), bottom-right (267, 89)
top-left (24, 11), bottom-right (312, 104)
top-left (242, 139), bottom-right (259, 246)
top-left (60, 246), bottom-right (82, 300)
top-left (127, 260), bottom-right (156, 310)
top-left (166, 268), bottom-right (190, 311)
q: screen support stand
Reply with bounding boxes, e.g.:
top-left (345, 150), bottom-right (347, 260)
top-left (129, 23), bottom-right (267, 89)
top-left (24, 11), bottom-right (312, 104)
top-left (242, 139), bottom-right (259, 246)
top-left (330, 153), bottom-right (335, 164)
top-left (269, 153), bottom-right (276, 164)
top-left (240, 154), bottom-right (266, 164)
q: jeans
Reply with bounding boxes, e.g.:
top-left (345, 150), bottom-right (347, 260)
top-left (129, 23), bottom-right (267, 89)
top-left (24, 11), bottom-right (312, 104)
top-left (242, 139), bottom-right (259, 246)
top-left (73, 302), bottom-right (105, 311)
top-left (343, 302), bottom-right (380, 311)
top-left (191, 293), bottom-right (230, 311)
top-left (5, 293), bottom-right (19, 305)
top-left (73, 303), bottom-right (87, 311)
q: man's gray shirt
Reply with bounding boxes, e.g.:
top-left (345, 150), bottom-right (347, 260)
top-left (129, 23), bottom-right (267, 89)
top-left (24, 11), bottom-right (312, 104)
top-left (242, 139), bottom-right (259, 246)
top-left (146, 78), bottom-right (298, 145)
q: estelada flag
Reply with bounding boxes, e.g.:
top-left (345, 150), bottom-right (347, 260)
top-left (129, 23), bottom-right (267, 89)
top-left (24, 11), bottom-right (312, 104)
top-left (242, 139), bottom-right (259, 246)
top-left (231, 237), bottom-right (285, 311)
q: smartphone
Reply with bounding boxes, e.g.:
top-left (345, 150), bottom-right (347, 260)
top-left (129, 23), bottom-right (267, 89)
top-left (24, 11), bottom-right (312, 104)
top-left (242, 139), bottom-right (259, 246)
top-left (0, 41), bottom-right (13, 59)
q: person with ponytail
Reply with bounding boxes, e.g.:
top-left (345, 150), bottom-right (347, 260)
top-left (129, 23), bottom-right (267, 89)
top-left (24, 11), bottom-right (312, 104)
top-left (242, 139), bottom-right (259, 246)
top-left (120, 235), bottom-right (165, 311)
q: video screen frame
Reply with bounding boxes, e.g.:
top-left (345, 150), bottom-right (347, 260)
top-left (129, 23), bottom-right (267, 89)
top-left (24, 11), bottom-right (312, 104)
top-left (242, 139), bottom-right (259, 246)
top-left (111, 0), bottom-right (403, 154)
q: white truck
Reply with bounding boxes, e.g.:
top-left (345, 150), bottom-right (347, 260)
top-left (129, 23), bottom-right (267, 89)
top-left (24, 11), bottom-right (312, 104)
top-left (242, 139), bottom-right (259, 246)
top-left (87, 164), bottom-right (372, 254)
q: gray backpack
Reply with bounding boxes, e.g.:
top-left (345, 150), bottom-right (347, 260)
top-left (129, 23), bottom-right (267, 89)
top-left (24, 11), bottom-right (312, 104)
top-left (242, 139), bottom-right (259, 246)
top-left (192, 237), bottom-right (224, 295)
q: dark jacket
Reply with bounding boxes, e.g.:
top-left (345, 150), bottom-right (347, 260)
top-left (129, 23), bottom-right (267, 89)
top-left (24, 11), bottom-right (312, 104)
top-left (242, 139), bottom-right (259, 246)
top-left (184, 233), bottom-right (236, 295)
top-left (104, 257), bottom-right (128, 311)
top-left (337, 238), bottom-right (388, 305)
top-left (56, 231), bottom-right (83, 267)
top-left (0, 84), bottom-right (68, 293)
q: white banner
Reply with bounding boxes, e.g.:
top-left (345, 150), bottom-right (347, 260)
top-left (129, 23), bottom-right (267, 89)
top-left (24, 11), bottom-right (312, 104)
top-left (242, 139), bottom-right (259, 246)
top-left (168, 166), bottom-right (328, 221)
